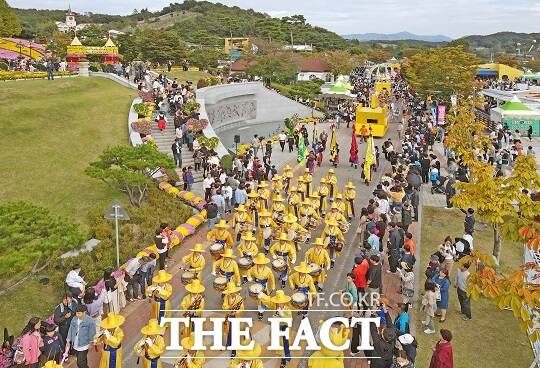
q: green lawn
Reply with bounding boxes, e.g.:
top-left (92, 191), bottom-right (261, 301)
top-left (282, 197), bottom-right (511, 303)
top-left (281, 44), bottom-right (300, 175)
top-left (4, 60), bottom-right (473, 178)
top-left (153, 68), bottom-right (213, 83)
top-left (0, 77), bottom-right (134, 225)
top-left (416, 206), bottom-right (533, 368)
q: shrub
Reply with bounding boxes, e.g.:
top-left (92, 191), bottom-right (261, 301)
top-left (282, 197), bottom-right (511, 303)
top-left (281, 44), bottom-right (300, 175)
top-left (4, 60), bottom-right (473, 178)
top-left (220, 154), bottom-right (233, 171)
top-left (197, 78), bottom-right (209, 89)
top-left (0, 62), bottom-right (8, 71)
top-left (89, 63), bottom-right (100, 72)
top-left (100, 63), bottom-right (115, 73)
top-left (131, 118), bottom-right (153, 135)
top-left (32, 63), bottom-right (46, 71)
top-left (182, 101), bottom-right (201, 115)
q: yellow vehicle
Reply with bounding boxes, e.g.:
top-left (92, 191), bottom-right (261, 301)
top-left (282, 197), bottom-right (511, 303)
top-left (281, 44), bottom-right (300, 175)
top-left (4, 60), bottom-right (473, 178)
top-left (355, 105), bottom-right (389, 138)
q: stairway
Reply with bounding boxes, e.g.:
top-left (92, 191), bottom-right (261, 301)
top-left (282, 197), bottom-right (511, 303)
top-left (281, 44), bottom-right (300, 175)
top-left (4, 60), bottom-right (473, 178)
top-left (150, 120), bottom-right (204, 184)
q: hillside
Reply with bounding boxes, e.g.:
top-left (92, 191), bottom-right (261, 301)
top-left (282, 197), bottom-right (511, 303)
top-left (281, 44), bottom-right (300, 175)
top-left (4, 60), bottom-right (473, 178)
top-left (460, 32), bottom-right (540, 55)
top-left (344, 31), bottom-right (452, 43)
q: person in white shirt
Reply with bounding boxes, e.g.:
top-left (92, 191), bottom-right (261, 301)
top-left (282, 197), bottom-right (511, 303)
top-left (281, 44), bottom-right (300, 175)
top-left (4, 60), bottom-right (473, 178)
top-left (124, 257), bottom-right (146, 301)
top-left (219, 171), bottom-right (228, 185)
top-left (209, 155), bottom-right (220, 167)
top-left (202, 174), bottom-right (215, 202)
top-left (66, 264), bottom-right (86, 298)
top-left (278, 131), bottom-right (287, 152)
top-left (222, 182), bottom-right (233, 210)
top-left (377, 196), bottom-right (390, 215)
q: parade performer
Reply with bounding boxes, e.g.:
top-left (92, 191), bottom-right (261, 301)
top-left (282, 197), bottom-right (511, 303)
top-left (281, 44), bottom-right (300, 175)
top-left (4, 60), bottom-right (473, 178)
top-left (302, 168), bottom-right (313, 197)
top-left (134, 319), bottom-right (166, 368)
top-left (179, 279), bottom-right (205, 337)
top-left (287, 185), bottom-right (302, 218)
top-left (334, 193), bottom-right (347, 216)
top-left (282, 165), bottom-right (294, 193)
top-left (248, 253), bottom-right (276, 320)
top-left (270, 233), bottom-right (297, 289)
top-left (229, 341), bottom-right (264, 368)
top-left (317, 178), bottom-right (329, 216)
top-left (247, 191), bottom-right (260, 227)
top-left (272, 194), bottom-right (287, 225)
top-left (297, 176), bottom-right (306, 201)
top-left (307, 322), bottom-right (349, 368)
top-left (174, 335), bottom-right (205, 368)
top-left (257, 181), bottom-right (270, 210)
top-left (299, 198), bottom-right (320, 231)
top-left (325, 169), bottom-right (338, 200)
top-left (344, 182), bottom-right (356, 219)
top-left (322, 218), bottom-right (345, 268)
top-left (257, 209), bottom-right (276, 254)
top-left (148, 270), bottom-right (173, 324)
top-left (326, 203), bottom-right (347, 229)
top-left (289, 262), bottom-right (317, 317)
top-left (181, 243), bottom-right (205, 280)
top-left (212, 248), bottom-right (241, 286)
top-left (97, 313), bottom-right (125, 368)
top-left (231, 205), bottom-right (252, 242)
top-left (207, 220), bottom-right (234, 250)
top-left (281, 213), bottom-right (309, 251)
top-left (304, 238), bottom-right (331, 292)
top-left (222, 282), bottom-right (245, 354)
top-left (237, 231), bottom-right (259, 283)
top-left (257, 290), bottom-right (293, 368)
top-left (309, 191), bottom-right (321, 214)
top-left (272, 174), bottom-right (284, 195)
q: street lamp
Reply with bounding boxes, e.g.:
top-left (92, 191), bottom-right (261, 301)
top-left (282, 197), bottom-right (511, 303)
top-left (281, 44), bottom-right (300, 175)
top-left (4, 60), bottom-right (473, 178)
top-left (104, 200), bottom-right (130, 268)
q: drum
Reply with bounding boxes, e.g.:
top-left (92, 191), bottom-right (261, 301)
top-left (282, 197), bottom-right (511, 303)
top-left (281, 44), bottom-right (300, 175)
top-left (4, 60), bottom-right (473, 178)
top-left (262, 226), bottom-right (272, 240)
top-left (209, 243), bottom-right (224, 258)
top-left (213, 276), bottom-right (227, 291)
top-left (291, 292), bottom-right (308, 308)
top-left (309, 264), bottom-right (321, 277)
top-left (181, 271), bottom-right (195, 285)
top-left (339, 222), bottom-right (350, 233)
top-left (271, 228), bottom-right (280, 240)
top-left (272, 258), bottom-right (286, 272)
top-left (335, 242), bottom-right (344, 252)
top-left (248, 283), bottom-right (264, 298)
top-left (295, 232), bottom-right (309, 243)
top-left (238, 256), bottom-right (253, 270)
top-left (308, 217), bottom-right (318, 229)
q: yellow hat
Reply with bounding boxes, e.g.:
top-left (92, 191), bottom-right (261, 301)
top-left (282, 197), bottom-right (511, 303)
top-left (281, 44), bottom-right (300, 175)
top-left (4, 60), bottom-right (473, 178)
top-left (190, 243), bottom-right (205, 252)
top-left (304, 168), bottom-right (310, 173)
top-left (100, 312), bottom-right (125, 330)
top-left (284, 164), bottom-right (292, 171)
top-left (248, 191), bottom-right (259, 198)
top-left (258, 181), bottom-right (268, 188)
top-left (241, 232), bottom-right (256, 242)
top-left (259, 209), bottom-right (272, 217)
top-left (320, 177), bottom-right (327, 183)
top-left (328, 168), bottom-right (335, 174)
top-left (237, 204), bottom-right (247, 212)
top-left (181, 335), bottom-right (195, 351)
top-left (310, 191), bottom-right (320, 199)
top-left (302, 198), bottom-right (311, 206)
top-left (222, 282), bottom-right (242, 294)
top-left (283, 213), bottom-right (297, 223)
top-left (298, 176), bottom-right (306, 182)
top-left (141, 319), bottom-right (165, 336)
top-left (294, 261), bottom-right (311, 274)
top-left (271, 290), bottom-right (291, 304)
top-left (152, 270), bottom-right (172, 284)
top-left (237, 342), bottom-right (262, 360)
top-left (278, 232), bottom-right (289, 241)
top-left (331, 203), bottom-right (338, 210)
top-left (253, 253), bottom-right (270, 265)
top-left (335, 193), bottom-right (343, 200)
top-left (43, 361), bottom-right (63, 368)
top-left (273, 194), bottom-right (284, 202)
top-left (215, 220), bottom-right (230, 229)
top-left (186, 279), bottom-right (205, 293)
top-left (346, 181), bottom-right (355, 189)
top-left (221, 248), bottom-right (236, 258)
top-left (326, 217), bottom-right (339, 226)
top-left (272, 174), bottom-right (282, 181)
top-left (312, 238), bottom-right (325, 246)
top-left (290, 185), bottom-right (297, 192)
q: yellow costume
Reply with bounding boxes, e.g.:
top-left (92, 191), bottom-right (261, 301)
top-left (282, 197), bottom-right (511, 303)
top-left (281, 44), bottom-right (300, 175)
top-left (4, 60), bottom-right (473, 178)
top-left (247, 191), bottom-right (260, 226)
top-left (237, 232), bottom-right (259, 279)
top-left (304, 238), bottom-right (331, 285)
top-left (344, 182), bottom-right (356, 219)
top-left (212, 248), bottom-right (241, 285)
top-left (181, 243), bottom-right (205, 279)
top-left (309, 191), bottom-right (320, 212)
top-left (97, 313), bottom-right (124, 368)
top-left (322, 218), bottom-right (345, 265)
top-left (287, 186), bottom-right (302, 218)
top-left (282, 213), bottom-right (309, 250)
top-left (207, 220), bottom-right (233, 249)
top-left (272, 174), bottom-right (284, 194)
top-left (175, 335), bottom-right (205, 368)
top-left (148, 270), bottom-right (173, 324)
top-left (303, 168), bottom-right (313, 197)
top-left (307, 323), bottom-right (349, 368)
top-left (325, 169), bottom-right (338, 199)
top-left (282, 164), bottom-right (294, 193)
top-left (326, 203), bottom-right (347, 225)
top-left (222, 282), bottom-right (245, 348)
top-left (232, 205), bottom-right (252, 242)
top-left (257, 181), bottom-right (270, 210)
top-left (289, 262), bottom-right (317, 315)
top-left (297, 176), bottom-right (306, 201)
top-left (334, 194), bottom-right (347, 216)
top-left (257, 209), bottom-right (277, 252)
top-left (257, 291), bottom-right (293, 363)
top-left (317, 178), bottom-right (330, 215)
top-left (272, 194), bottom-right (287, 224)
top-left (229, 342), bottom-right (264, 368)
top-left (134, 319), bottom-right (166, 368)
top-left (299, 199), bottom-right (320, 230)
top-left (270, 233), bottom-right (297, 285)
top-left (179, 280), bottom-right (205, 318)
top-left (249, 254), bottom-right (276, 316)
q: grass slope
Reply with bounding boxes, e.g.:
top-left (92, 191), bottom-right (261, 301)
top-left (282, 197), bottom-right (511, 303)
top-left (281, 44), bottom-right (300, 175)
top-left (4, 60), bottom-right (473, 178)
top-left (0, 77), bottom-right (133, 224)
top-left (416, 206), bottom-right (533, 368)
top-left (153, 69), bottom-right (212, 83)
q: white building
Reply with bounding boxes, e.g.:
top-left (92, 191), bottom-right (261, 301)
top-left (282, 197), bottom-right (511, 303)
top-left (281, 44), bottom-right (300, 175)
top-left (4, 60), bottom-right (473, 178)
top-left (55, 8), bottom-right (87, 33)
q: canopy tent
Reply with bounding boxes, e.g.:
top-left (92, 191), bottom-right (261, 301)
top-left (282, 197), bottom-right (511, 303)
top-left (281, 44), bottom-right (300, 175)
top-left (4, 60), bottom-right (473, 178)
top-left (320, 75), bottom-right (357, 99)
top-left (521, 71), bottom-right (540, 81)
top-left (477, 69), bottom-right (499, 77)
top-left (491, 96), bottom-right (540, 136)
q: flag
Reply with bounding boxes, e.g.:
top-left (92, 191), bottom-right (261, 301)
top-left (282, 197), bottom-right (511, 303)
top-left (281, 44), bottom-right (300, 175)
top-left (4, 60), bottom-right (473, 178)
top-left (329, 125), bottom-right (338, 163)
top-left (363, 135), bottom-right (376, 182)
top-left (298, 135), bottom-right (306, 162)
top-left (349, 126), bottom-right (358, 164)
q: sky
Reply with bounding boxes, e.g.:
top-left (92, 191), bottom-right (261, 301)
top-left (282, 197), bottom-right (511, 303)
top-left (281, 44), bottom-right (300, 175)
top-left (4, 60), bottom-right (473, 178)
top-left (8, 0), bottom-right (540, 38)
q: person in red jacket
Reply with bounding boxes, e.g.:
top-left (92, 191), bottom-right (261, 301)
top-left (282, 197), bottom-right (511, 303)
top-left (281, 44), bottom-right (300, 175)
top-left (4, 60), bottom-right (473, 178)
top-left (352, 256), bottom-right (369, 310)
top-left (429, 329), bottom-right (454, 368)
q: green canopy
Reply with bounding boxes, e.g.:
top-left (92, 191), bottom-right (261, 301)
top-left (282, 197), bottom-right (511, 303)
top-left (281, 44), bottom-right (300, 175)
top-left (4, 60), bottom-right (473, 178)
top-left (500, 96), bottom-right (531, 111)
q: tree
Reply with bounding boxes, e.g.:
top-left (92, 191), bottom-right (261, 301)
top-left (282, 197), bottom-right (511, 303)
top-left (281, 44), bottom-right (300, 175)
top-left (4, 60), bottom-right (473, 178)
top-left (366, 48), bottom-right (391, 64)
top-left (0, 201), bottom-right (84, 292)
top-left (187, 47), bottom-right (226, 70)
top-left (0, 0), bottom-right (21, 36)
top-left (403, 46), bottom-right (480, 101)
top-left (247, 54), bottom-right (299, 84)
top-left (321, 50), bottom-right (364, 77)
top-left (525, 58), bottom-right (540, 73)
top-left (46, 31), bottom-right (72, 59)
top-left (495, 54), bottom-right (519, 68)
top-left (85, 144), bottom-right (174, 207)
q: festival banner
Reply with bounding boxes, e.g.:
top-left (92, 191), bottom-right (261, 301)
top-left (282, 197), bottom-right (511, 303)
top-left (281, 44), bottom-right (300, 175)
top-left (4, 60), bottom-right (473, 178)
top-left (437, 105), bottom-right (446, 125)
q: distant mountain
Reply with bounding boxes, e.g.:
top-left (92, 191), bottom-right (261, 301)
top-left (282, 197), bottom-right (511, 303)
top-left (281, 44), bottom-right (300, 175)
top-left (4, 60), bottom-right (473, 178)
top-left (343, 32), bottom-right (452, 43)
top-left (460, 32), bottom-right (540, 55)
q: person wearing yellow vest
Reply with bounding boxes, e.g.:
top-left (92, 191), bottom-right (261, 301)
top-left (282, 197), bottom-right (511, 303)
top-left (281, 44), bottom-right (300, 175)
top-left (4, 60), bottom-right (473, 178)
top-left (222, 282), bottom-right (245, 355)
top-left (248, 253), bottom-right (276, 320)
top-left (326, 203), bottom-right (347, 227)
top-left (97, 313), bottom-right (125, 368)
top-left (257, 208), bottom-right (276, 254)
top-left (334, 193), bottom-right (347, 216)
top-left (237, 231), bottom-right (259, 282)
top-left (174, 335), bottom-right (205, 368)
top-left (212, 248), bottom-right (241, 286)
top-left (229, 341), bottom-right (264, 368)
top-left (309, 191), bottom-right (320, 214)
top-left (297, 176), bottom-right (306, 202)
top-left (257, 290), bottom-right (293, 368)
top-left (307, 322), bottom-right (349, 368)
top-left (247, 190), bottom-right (259, 227)
top-left (344, 182), bottom-right (356, 219)
top-left (317, 178), bottom-right (330, 216)
top-left (287, 185), bottom-right (302, 218)
top-left (270, 232), bottom-right (297, 289)
top-left (231, 204), bottom-right (252, 242)
top-left (257, 181), bottom-right (270, 210)
top-left (322, 218), bottom-right (345, 268)
top-left (282, 164), bottom-right (294, 193)
top-left (302, 168), bottom-right (313, 197)
top-left (207, 220), bottom-right (233, 249)
top-left (181, 243), bottom-right (205, 280)
top-left (134, 319), bottom-right (166, 368)
top-left (271, 174), bottom-right (284, 194)
top-left (179, 279), bottom-right (205, 338)
top-left (281, 213), bottom-right (309, 251)
top-left (289, 261), bottom-right (317, 317)
top-left (272, 193), bottom-right (287, 224)
top-left (148, 270), bottom-right (173, 324)
top-left (304, 238), bottom-right (331, 291)
top-left (299, 198), bottom-right (320, 231)
top-left (325, 168), bottom-right (338, 200)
